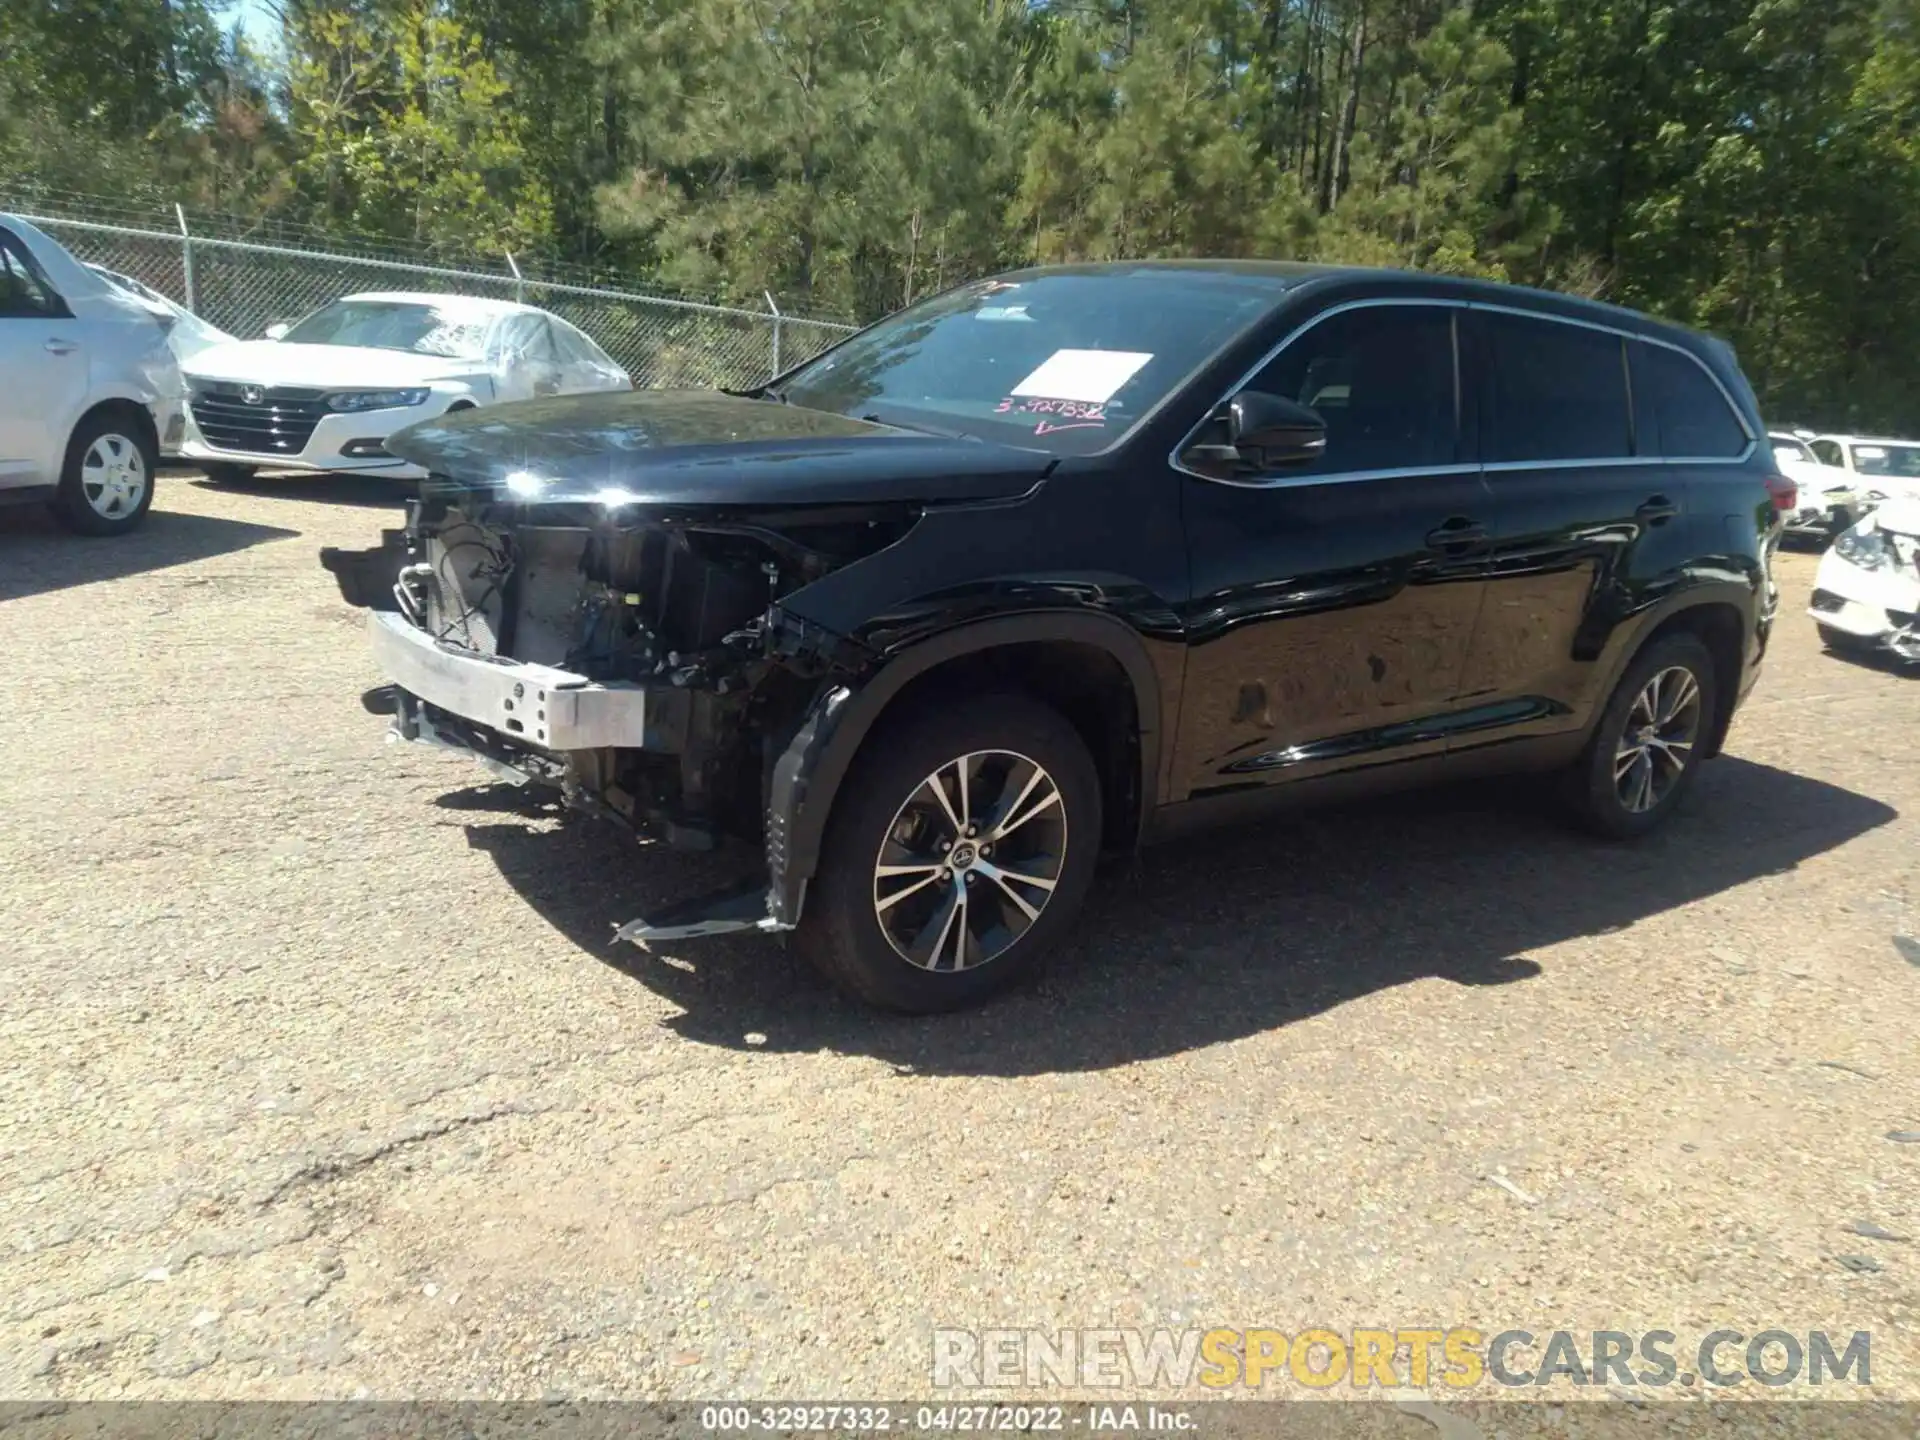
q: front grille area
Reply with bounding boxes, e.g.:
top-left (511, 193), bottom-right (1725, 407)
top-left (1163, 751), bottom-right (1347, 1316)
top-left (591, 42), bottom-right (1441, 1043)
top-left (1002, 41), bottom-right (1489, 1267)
top-left (189, 383), bottom-right (328, 455)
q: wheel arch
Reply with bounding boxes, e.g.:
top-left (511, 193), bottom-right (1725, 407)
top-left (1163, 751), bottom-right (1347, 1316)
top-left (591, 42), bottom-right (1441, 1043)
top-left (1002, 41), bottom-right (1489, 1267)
top-left (1602, 590), bottom-right (1754, 760)
top-left (68, 397), bottom-right (159, 464)
top-left (766, 612), bottom-right (1164, 926)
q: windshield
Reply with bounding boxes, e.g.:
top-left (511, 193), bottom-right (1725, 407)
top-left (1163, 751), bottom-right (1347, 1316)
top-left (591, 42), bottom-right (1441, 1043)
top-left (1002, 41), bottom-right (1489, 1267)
top-left (777, 271), bottom-right (1284, 455)
top-left (1771, 437), bottom-right (1814, 465)
top-left (1850, 442), bottom-right (1920, 478)
top-left (283, 300), bottom-right (492, 360)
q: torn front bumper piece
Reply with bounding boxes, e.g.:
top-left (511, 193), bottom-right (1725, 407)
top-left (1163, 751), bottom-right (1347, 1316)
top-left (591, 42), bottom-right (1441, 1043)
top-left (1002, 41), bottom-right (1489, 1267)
top-left (612, 878), bottom-right (792, 946)
top-left (367, 610), bottom-right (692, 751)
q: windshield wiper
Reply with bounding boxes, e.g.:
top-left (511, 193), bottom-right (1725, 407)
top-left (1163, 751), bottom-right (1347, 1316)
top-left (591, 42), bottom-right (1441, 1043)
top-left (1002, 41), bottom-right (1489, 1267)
top-left (724, 382), bottom-right (790, 404)
top-left (858, 411), bottom-right (979, 441)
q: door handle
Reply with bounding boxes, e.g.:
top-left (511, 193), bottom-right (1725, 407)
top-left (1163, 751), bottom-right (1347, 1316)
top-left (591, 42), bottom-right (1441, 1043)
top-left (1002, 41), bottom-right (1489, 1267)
top-left (1635, 495), bottom-right (1679, 525)
top-left (1426, 517), bottom-right (1488, 551)
top-left (43, 337), bottom-right (78, 355)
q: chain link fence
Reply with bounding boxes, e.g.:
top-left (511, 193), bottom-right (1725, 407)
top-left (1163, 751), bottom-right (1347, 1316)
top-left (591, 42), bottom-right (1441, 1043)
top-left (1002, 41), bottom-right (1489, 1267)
top-left (2, 194), bottom-right (858, 390)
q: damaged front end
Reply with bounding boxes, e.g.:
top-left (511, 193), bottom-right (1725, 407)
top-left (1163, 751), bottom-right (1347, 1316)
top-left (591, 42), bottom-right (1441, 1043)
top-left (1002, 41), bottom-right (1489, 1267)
top-left (1809, 501), bottom-right (1920, 663)
top-left (317, 390), bottom-right (1054, 944)
top-left (322, 493), bottom-right (907, 933)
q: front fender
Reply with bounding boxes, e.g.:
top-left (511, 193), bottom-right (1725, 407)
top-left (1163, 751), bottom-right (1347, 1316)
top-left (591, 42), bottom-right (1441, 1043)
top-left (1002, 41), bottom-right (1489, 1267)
top-left (762, 609), bottom-right (1169, 928)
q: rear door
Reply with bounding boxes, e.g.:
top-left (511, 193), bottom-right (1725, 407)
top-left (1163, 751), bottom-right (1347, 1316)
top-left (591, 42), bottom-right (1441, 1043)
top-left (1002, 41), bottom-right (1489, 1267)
top-left (1452, 308), bottom-right (1696, 747)
top-left (1173, 299), bottom-right (1492, 797)
top-left (0, 227), bottom-right (89, 488)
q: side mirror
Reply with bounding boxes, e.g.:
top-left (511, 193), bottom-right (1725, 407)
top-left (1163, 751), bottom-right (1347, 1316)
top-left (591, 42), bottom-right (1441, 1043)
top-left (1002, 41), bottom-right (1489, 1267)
top-left (264, 321), bottom-right (290, 341)
top-left (1183, 390), bottom-right (1327, 477)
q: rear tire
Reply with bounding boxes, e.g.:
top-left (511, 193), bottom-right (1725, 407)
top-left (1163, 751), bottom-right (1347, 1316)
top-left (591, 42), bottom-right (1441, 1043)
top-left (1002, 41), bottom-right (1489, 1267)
top-left (797, 693), bottom-right (1103, 1013)
top-left (1561, 632), bottom-right (1718, 840)
top-left (49, 410), bottom-right (157, 536)
top-left (201, 463), bottom-right (255, 487)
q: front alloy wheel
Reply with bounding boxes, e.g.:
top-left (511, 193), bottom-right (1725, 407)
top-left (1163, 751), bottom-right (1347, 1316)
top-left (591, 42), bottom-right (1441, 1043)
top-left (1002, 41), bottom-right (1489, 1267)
top-left (800, 694), bottom-right (1102, 1013)
top-left (873, 751), bottom-right (1067, 973)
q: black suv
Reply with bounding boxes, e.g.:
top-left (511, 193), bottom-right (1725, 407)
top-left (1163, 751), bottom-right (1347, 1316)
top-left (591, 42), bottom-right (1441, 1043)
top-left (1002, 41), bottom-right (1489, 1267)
top-left (322, 262), bottom-right (1787, 1012)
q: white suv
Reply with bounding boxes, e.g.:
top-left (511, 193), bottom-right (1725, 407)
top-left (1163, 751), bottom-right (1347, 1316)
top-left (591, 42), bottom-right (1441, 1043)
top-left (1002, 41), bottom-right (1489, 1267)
top-left (0, 215), bottom-right (186, 535)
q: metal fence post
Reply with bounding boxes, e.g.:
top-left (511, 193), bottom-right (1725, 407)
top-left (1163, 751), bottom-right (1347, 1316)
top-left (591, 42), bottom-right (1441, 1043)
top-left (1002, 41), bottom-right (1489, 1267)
top-left (765, 290), bottom-right (783, 380)
top-left (505, 251), bottom-right (525, 303)
top-left (175, 203), bottom-right (196, 313)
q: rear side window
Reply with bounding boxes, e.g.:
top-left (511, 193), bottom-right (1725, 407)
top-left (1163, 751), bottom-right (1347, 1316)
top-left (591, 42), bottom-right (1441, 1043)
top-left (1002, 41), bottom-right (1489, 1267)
top-left (1481, 312), bottom-right (1632, 463)
top-left (1635, 343), bottom-right (1750, 458)
top-left (1243, 304), bottom-right (1460, 474)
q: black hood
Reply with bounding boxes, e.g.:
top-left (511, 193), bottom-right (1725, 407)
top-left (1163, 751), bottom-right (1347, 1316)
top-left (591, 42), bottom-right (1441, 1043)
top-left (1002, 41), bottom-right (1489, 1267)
top-left (388, 390), bottom-right (1054, 507)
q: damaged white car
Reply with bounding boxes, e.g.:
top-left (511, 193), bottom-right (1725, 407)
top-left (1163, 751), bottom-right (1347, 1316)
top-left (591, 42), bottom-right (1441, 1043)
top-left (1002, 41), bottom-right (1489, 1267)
top-left (1810, 499), bottom-right (1920, 663)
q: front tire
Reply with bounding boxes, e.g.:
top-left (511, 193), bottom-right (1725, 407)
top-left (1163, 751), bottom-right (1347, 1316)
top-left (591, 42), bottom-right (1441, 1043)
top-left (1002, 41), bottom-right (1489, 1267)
top-left (797, 693), bottom-right (1103, 1013)
top-left (49, 411), bottom-right (157, 536)
top-left (1562, 632), bottom-right (1718, 840)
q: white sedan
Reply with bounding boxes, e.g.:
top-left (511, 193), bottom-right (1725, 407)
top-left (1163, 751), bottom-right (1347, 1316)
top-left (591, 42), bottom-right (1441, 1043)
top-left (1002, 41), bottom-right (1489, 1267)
top-left (0, 213), bottom-right (187, 535)
top-left (1808, 433), bottom-right (1920, 511)
top-left (179, 291), bottom-right (631, 484)
top-left (1769, 431), bottom-right (1861, 544)
top-left (1811, 499), bottom-right (1920, 663)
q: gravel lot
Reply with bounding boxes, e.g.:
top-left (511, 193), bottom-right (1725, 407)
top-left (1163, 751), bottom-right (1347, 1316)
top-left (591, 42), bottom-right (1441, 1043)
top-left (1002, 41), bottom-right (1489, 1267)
top-left (2, 473), bottom-right (1916, 1412)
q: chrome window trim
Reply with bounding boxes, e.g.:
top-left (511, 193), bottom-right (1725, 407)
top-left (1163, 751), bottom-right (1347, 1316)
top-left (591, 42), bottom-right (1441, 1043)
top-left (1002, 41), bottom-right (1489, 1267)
top-left (1173, 294), bottom-right (1757, 487)
top-left (1169, 296), bottom-right (1468, 486)
top-left (1185, 462), bottom-right (1485, 492)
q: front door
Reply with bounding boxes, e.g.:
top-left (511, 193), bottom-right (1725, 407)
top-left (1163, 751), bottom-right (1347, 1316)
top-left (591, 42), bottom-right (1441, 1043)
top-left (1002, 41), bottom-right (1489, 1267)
top-left (1173, 301), bottom-right (1492, 798)
top-left (0, 227), bottom-right (88, 488)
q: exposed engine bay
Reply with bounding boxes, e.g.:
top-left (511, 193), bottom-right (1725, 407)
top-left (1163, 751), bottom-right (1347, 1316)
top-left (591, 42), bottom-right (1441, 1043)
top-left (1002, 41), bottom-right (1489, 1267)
top-left (325, 491), bottom-right (914, 852)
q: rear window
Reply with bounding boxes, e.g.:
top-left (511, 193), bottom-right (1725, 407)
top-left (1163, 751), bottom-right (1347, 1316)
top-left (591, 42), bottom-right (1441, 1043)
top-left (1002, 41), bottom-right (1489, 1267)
top-left (1482, 313), bottom-right (1632, 463)
top-left (1636, 343), bottom-right (1749, 458)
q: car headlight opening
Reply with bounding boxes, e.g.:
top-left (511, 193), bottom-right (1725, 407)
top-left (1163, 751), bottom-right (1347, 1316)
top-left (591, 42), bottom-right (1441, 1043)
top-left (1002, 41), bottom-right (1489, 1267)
top-left (324, 388), bottom-right (431, 413)
top-left (1834, 523), bottom-right (1890, 571)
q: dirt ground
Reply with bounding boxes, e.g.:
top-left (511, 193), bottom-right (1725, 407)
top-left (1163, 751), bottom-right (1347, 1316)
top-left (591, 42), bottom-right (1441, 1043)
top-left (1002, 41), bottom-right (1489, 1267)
top-left (1, 473), bottom-right (1915, 1413)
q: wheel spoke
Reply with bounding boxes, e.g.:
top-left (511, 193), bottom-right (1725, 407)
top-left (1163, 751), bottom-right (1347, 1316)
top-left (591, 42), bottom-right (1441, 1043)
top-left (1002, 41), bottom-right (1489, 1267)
top-left (955, 753), bottom-right (972, 830)
top-left (1613, 742), bottom-right (1645, 782)
top-left (916, 882), bottom-right (968, 971)
top-left (924, 766), bottom-right (965, 836)
top-left (992, 785), bottom-right (1061, 844)
top-left (1627, 752), bottom-right (1655, 811)
top-left (986, 761), bottom-right (1047, 839)
top-left (876, 867), bottom-right (946, 913)
top-left (974, 859), bottom-right (1055, 922)
top-left (1658, 670), bottom-right (1699, 724)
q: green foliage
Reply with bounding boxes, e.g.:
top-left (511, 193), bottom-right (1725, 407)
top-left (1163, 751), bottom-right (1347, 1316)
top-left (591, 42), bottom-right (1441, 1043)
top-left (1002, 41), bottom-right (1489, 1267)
top-left (283, 0), bottom-right (554, 254)
top-left (5, 0), bottom-right (1920, 427)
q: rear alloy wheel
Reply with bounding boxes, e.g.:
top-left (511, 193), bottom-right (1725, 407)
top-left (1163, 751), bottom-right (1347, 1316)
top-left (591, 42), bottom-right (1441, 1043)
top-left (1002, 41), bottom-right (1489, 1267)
top-left (50, 413), bottom-right (157, 536)
top-left (800, 694), bottom-right (1102, 1012)
top-left (1563, 632), bottom-right (1718, 839)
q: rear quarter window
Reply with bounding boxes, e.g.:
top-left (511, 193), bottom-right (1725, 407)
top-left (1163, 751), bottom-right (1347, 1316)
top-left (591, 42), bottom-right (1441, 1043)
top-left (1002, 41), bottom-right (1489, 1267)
top-left (1633, 343), bottom-right (1750, 458)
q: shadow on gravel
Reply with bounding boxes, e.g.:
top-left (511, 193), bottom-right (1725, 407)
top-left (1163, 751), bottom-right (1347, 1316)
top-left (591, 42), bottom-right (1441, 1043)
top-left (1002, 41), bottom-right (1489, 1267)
top-left (0, 502), bottom-right (299, 602)
top-left (464, 757), bottom-right (1896, 1075)
top-left (187, 471), bottom-right (411, 509)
